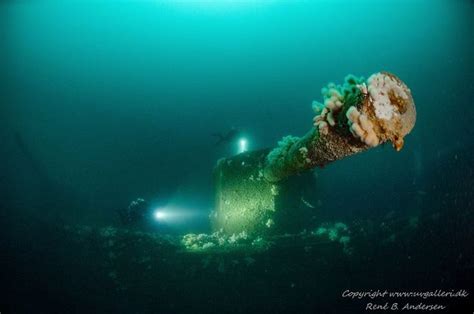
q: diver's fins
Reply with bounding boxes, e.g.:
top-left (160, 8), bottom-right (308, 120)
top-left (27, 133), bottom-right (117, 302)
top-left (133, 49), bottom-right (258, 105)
top-left (211, 133), bottom-right (224, 146)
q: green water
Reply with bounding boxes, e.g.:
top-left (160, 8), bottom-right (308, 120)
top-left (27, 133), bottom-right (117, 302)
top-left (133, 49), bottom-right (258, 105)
top-left (1, 0), bottom-right (473, 313)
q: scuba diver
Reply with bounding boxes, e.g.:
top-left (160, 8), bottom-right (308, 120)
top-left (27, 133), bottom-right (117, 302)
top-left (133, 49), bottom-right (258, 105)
top-left (117, 198), bottom-right (166, 231)
top-left (212, 127), bottom-right (241, 146)
top-left (117, 198), bottom-right (171, 233)
top-left (118, 198), bottom-right (149, 226)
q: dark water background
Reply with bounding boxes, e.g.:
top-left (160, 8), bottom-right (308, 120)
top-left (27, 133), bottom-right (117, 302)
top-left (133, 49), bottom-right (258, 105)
top-left (1, 0), bottom-right (473, 313)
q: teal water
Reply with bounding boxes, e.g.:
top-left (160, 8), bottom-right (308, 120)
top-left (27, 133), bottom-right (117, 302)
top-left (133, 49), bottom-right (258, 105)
top-left (1, 0), bottom-right (473, 313)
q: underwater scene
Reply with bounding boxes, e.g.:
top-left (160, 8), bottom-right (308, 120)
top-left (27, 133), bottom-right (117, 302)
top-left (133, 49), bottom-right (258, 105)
top-left (1, 0), bottom-right (473, 313)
